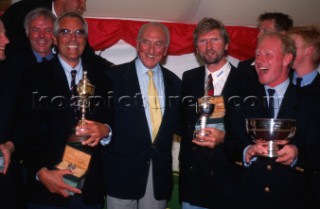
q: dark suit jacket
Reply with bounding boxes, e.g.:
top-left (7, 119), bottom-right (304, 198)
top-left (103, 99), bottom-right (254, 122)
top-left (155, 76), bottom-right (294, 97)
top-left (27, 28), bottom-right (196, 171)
top-left (17, 56), bottom-right (112, 206)
top-left (298, 73), bottom-right (320, 96)
top-left (224, 82), bottom-right (320, 209)
top-left (237, 58), bottom-right (258, 80)
top-left (0, 61), bottom-right (26, 209)
top-left (104, 60), bottom-right (181, 200)
top-left (2, 44), bottom-right (38, 139)
top-left (178, 64), bottom-right (258, 208)
top-left (293, 72), bottom-right (320, 209)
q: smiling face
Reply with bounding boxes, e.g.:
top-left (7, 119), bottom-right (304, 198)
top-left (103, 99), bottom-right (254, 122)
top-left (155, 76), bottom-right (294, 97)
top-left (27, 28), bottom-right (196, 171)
top-left (136, 24), bottom-right (168, 69)
top-left (255, 35), bottom-right (293, 87)
top-left (54, 16), bottom-right (86, 68)
top-left (27, 16), bottom-right (54, 57)
top-left (0, 20), bottom-right (10, 61)
top-left (196, 29), bottom-right (228, 68)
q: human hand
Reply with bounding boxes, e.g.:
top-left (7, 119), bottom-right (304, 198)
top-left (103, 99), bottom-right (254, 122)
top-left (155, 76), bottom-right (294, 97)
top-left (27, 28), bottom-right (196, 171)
top-left (245, 143), bottom-right (268, 163)
top-left (76, 120), bottom-right (110, 147)
top-left (0, 141), bottom-right (15, 174)
top-left (276, 144), bottom-right (298, 166)
top-left (192, 127), bottom-right (225, 148)
top-left (37, 168), bottom-right (81, 197)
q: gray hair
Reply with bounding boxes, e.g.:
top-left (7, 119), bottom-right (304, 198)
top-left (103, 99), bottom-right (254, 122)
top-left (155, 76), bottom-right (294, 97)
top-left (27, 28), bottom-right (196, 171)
top-left (53, 12), bottom-right (88, 37)
top-left (137, 22), bottom-right (170, 48)
top-left (24, 8), bottom-right (56, 35)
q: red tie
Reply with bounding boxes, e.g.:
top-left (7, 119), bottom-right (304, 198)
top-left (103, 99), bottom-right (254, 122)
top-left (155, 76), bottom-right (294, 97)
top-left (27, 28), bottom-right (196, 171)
top-left (207, 74), bottom-right (214, 96)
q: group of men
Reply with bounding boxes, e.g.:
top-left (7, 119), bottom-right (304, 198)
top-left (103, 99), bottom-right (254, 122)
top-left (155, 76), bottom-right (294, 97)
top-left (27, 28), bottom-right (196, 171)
top-left (1, 1), bottom-right (320, 209)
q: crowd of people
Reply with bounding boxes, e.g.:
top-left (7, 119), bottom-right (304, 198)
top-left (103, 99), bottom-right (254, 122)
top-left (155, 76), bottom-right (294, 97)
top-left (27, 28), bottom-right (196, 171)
top-left (1, 1), bottom-right (320, 209)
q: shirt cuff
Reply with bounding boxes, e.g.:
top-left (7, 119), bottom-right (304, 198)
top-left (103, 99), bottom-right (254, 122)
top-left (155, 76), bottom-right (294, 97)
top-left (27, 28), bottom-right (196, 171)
top-left (243, 145), bottom-right (257, 167)
top-left (291, 157), bottom-right (298, 168)
top-left (100, 124), bottom-right (112, 146)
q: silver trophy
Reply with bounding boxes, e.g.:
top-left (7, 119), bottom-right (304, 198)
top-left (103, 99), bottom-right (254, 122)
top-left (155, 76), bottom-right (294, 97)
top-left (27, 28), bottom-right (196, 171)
top-left (194, 97), bottom-right (215, 141)
top-left (246, 118), bottom-right (297, 157)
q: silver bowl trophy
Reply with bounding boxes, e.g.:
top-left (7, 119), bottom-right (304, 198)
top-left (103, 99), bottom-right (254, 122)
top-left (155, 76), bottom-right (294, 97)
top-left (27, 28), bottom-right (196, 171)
top-left (246, 118), bottom-right (297, 158)
top-left (194, 96), bottom-right (215, 141)
top-left (56, 71), bottom-right (94, 195)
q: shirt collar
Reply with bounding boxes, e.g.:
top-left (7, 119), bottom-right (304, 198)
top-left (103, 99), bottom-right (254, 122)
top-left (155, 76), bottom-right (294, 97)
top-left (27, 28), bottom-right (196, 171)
top-left (293, 70), bottom-right (318, 86)
top-left (135, 57), bottom-right (161, 77)
top-left (33, 50), bottom-right (54, 63)
top-left (205, 61), bottom-right (231, 81)
top-left (58, 55), bottom-right (82, 74)
top-left (264, 78), bottom-right (290, 96)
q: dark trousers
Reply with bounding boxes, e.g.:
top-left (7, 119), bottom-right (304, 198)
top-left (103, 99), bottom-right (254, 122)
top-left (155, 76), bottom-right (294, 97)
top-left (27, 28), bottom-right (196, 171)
top-left (28, 195), bottom-right (102, 209)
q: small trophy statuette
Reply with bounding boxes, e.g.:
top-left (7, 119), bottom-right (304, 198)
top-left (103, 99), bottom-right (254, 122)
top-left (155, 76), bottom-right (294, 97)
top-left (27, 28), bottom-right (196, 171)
top-left (68, 71), bottom-right (95, 144)
top-left (194, 96), bottom-right (215, 141)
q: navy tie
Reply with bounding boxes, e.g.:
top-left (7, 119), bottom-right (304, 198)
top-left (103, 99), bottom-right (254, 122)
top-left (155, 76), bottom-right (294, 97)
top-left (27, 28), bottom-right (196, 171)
top-left (70, 70), bottom-right (77, 95)
top-left (267, 89), bottom-right (276, 118)
top-left (296, 77), bottom-right (302, 87)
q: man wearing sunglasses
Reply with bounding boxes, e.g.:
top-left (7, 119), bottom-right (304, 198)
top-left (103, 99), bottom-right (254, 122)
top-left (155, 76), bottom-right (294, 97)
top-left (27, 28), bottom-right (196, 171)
top-left (17, 12), bottom-right (113, 209)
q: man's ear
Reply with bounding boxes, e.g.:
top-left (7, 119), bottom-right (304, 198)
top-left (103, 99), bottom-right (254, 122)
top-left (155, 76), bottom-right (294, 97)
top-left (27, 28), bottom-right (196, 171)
top-left (283, 53), bottom-right (293, 67)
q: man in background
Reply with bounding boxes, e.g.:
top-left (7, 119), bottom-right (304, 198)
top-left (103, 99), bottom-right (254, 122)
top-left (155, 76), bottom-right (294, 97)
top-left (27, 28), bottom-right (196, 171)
top-left (288, 26), bottom-right (320, 209)
top-left (238, 12), bottom-right (294, 78)
top-left (288, 26), bottom-right (320, 93)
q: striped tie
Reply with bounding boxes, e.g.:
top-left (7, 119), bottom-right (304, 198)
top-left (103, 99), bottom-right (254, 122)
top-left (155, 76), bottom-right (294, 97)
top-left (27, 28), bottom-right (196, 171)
top-left (207, 74), bottom-right (214, 96)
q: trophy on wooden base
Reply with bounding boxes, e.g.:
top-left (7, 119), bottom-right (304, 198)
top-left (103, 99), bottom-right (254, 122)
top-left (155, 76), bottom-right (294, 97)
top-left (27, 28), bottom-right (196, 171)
top-left (56, 71), bottom-right (95, 195)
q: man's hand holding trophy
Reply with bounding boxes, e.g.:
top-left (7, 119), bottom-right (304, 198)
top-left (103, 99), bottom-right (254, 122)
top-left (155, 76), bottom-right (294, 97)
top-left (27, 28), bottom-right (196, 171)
top-left (55, 71), bottom-right (100, 195)
top-left (245, 118), bottom-right (297, 162)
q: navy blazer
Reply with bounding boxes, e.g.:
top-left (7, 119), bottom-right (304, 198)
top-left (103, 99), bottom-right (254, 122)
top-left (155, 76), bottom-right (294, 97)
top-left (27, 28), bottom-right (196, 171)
top-left (17, 56), bottom-right (112, 206)
top-left (225, 82), bottom-right (320, 209)
top-left (104, 60), bottom-right (181, 200)
top-left (178, 64), bottom-right (258, 208)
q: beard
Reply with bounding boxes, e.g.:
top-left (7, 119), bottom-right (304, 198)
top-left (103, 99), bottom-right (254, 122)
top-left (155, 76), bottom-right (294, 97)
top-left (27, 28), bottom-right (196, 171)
top-left (201, 49), bottom-right (225, 65)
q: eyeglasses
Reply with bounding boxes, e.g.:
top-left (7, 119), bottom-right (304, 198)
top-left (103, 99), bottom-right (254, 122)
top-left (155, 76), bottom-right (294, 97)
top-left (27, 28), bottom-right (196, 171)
top-left (58, 29), bottom-right (86, 38)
